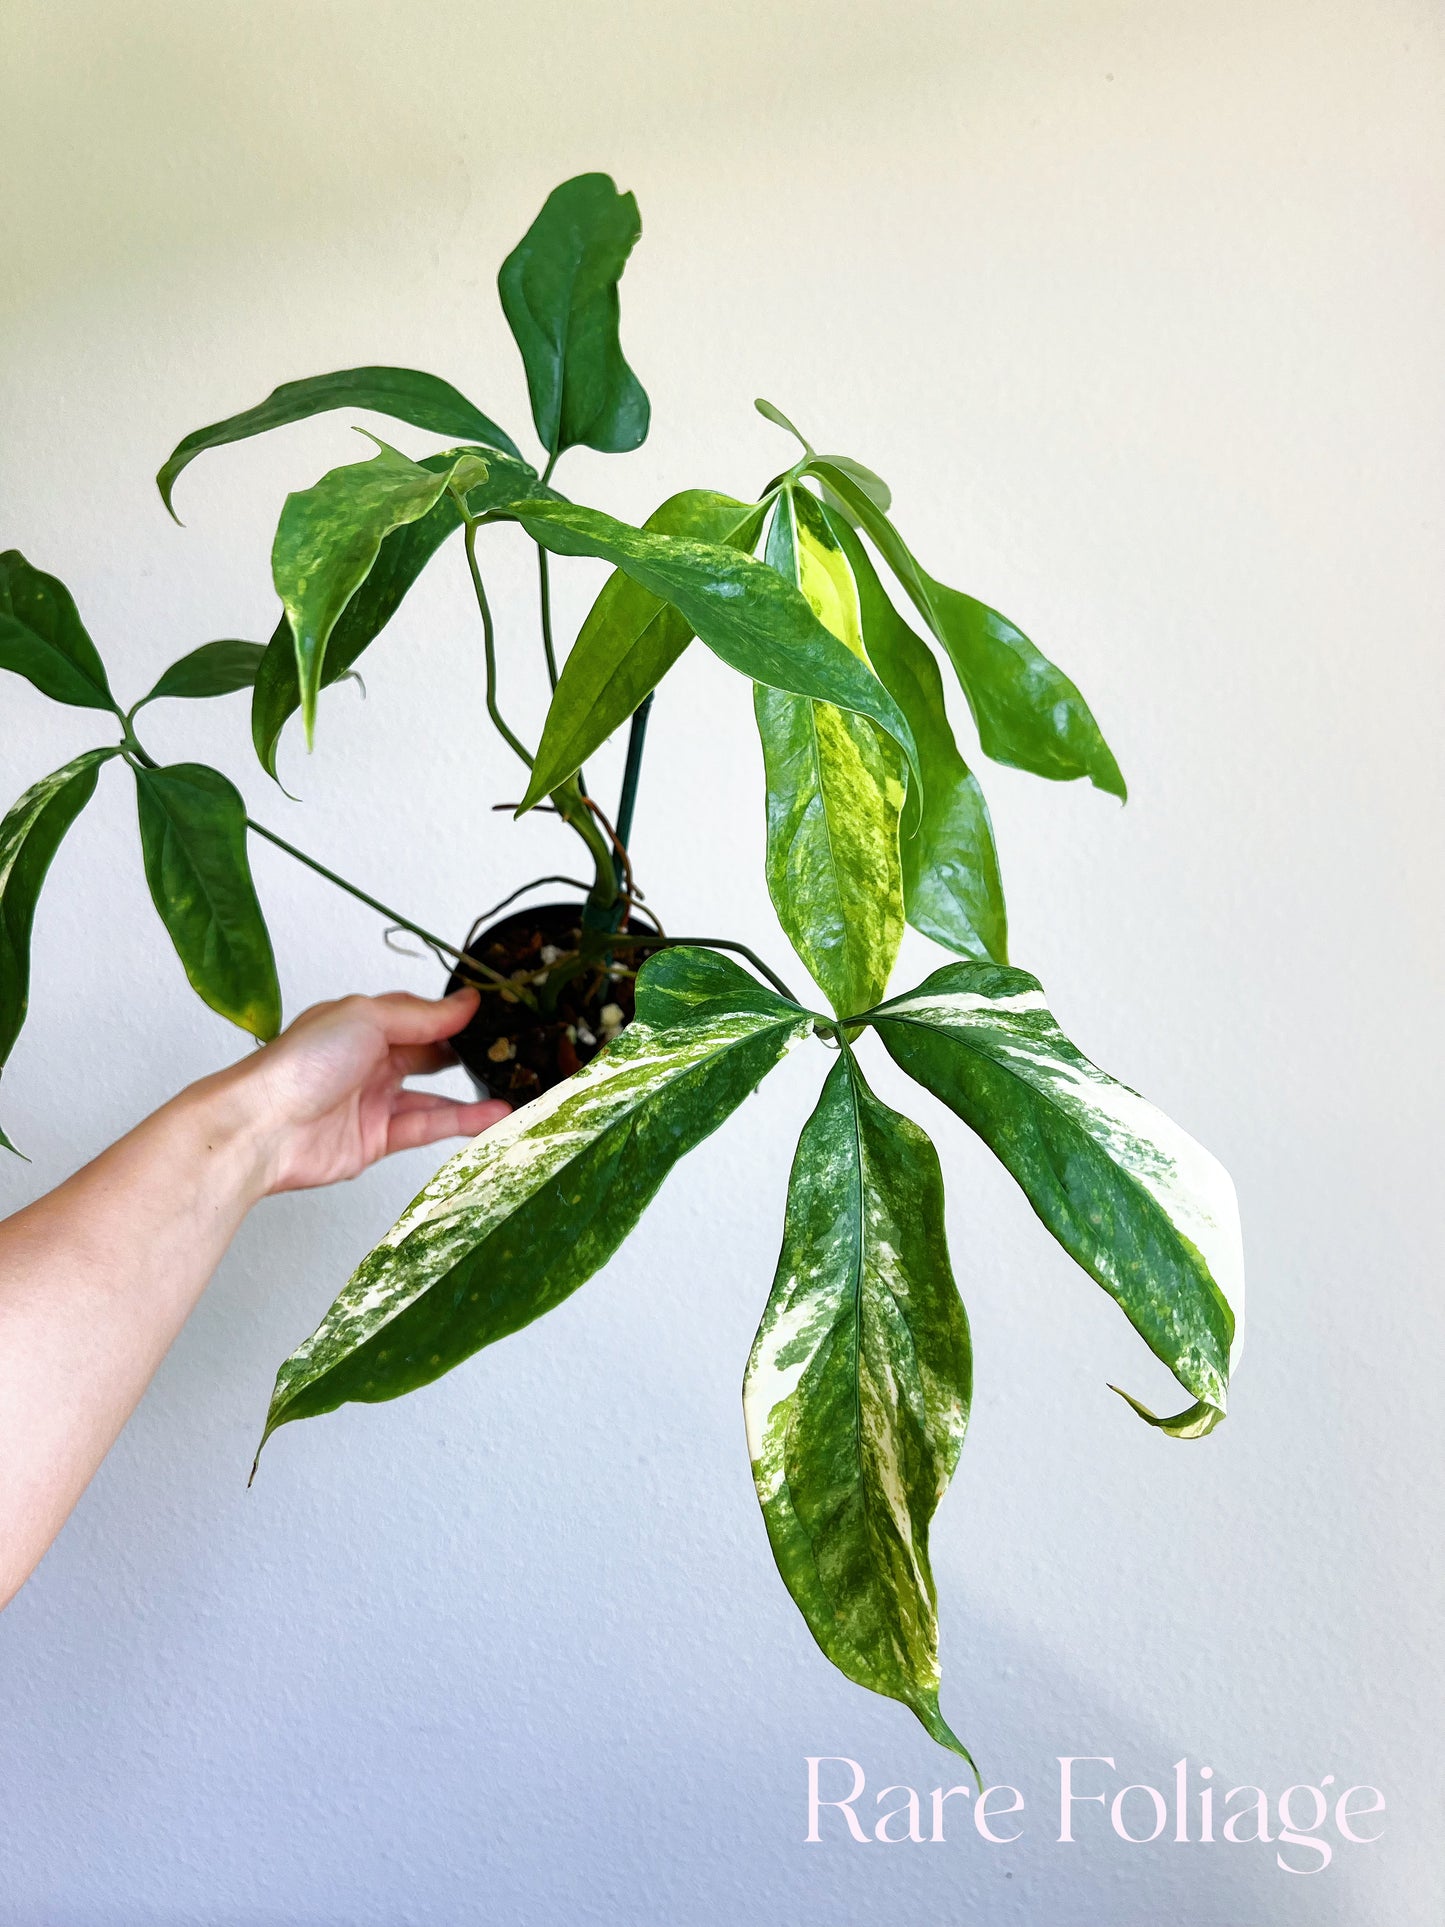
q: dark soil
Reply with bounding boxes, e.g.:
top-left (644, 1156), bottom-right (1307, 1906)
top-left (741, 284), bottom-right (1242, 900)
top-left (445, 901), bottom-right (665, 1102)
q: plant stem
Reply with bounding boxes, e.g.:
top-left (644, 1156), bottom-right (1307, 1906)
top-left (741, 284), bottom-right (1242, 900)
top-left (613, 692), bottom-right (652, 880)
top-left (536, 545), bottom-right (560, 690)
top-left (241, 819), bottom-right (528, 998)
top-left (463, 517), bottom-right (535, 770)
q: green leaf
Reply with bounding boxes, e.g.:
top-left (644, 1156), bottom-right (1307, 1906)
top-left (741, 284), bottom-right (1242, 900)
top-left (251, 448), bottom-right (545, 776)
top-left (0, 748), bottom-right (118, 1148)
top-left (520, 490), bottom-right (768, 811)
top-left (0, 551), bottom-right (117, 713)
top-left (498, 172), bottom-right (650, 460)
top-left (745, 1046), bottom-right (973, 1760)
top-left (827, 508), bottom-right (1007, 964)
top-left (869, 961), bottom-right (1243, 1435)
top-left (754, 396), bottom-right (813, 454)
top-left (156, 366), bottom-right (522, 520)
top-left (134, 640), bottom-right (267, 711)
top-left (756, 489), bottom-right (906, 1017)
top-left (260, 948), bottom-right (812, 1443)
top-left (805, 460), bottom-right (1125, 799)
top-left (272, 438), bottom-right (490, 745)
top-left (134, 762), bottom-right (281, 1039)
top-left (500, 497), bottom-right (920, 784)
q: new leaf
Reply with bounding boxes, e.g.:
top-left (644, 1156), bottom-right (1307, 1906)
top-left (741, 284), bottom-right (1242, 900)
top-left (134, 762), bottom-right (281, 1040)
top-left (746, 1047), bottom-right (973, 1759)
top-left (260, 949), bottom-right (812, 1444)
top-left (828, 508), bottom-right (1007, 964)
top-left (869, 961), bottom-right (1243, 1434)
top-left (755, 489), bottom-right (906, 1017)
top-left (498, 172), bottom-right (650, 460)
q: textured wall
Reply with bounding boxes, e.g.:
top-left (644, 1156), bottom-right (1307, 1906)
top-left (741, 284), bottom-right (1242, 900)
top-left (1, 3), bottom-right (1442, 1921)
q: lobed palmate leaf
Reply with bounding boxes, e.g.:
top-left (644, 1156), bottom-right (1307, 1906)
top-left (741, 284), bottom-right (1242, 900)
top-left (745, 1044), bottom-right (973, 1761)
top-left (868, 960), bottom-right (1244, 1435)
top-left (755, 487), bottom-right (906, 1017)
top-left (259, 949), bottom-right (813, 1447)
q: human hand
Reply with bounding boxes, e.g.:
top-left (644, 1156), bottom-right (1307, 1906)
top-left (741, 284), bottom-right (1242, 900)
top-left (224, 987), bottom-right (510, 1196)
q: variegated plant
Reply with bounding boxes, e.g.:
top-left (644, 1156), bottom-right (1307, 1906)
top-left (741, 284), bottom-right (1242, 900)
top-left (0, 173), bottom-right (1243, 1760)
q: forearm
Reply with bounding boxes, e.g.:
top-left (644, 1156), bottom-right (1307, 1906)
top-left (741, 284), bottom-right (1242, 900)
top-left (0, 1061), bottom-right (274, 1606)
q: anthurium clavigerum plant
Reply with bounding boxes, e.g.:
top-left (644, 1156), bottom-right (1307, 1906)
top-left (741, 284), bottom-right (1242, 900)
top-left (0, 173), bottom-right (1243, 1764)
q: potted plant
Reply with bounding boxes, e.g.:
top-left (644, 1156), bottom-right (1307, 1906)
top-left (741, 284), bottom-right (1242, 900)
top-left (0, 172), bottom-right (1243, 1766)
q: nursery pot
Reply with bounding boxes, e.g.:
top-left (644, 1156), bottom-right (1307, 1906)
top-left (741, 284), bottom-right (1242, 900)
top-left (445, 901), bottom-right (666, 1102)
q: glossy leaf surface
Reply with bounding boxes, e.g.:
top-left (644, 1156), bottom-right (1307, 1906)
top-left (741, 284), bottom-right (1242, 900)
top-left (0, 748), bottom-right (117, 1146)
top-left (156, 365), bottom-right (521, 518)
top-left (498, 172), bottom-right (649, 459)
top-left (870, 961), bottom-right (1243, 1434)
top-left (262, 949), bottom-right (812, 1442)
top-left (134, 762), bottom-right (281, 1039)
top-left (251, 449), bottom-right (544, 775)
top-left (502, 498), bottom-right (919, 782)
top-left (829, 510), bottom-right (1007, 964)
top-left (756, 489), bottom-right (905, 1016)
top-left (0, 551), bottom-right (116, 713)
top-left (135, 640), bottom-right (267, 709)
top-left (272, 440), bottom-right (488, 743)
top-left (805, 461), bottom-right (1125, 798)
top-left (521, 490), bottom-right (768, 811)
top-left (745, 1048), bottom-right (972, 1758)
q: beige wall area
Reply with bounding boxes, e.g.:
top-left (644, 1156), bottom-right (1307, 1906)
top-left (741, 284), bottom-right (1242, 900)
top-left (2, 5), bottom-right (1442, 1921)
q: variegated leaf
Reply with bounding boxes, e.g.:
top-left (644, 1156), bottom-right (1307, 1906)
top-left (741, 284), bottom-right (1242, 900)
top-left (755, 488), bottom-right (906, 1017)
top-left (271, 438), bottom-right (490, 743)
top-left (746, 1047), bottom-right (973, 1760)
top-left (826, 506), bottom-right (1007, 964)
top-left (804, 459), bottom-right (1125, 799)
top-left (520, 489), bottom-right (769, 811)
top-left (499, 496), bottom-right (920, 783)
top-left (870, 961), bottom-right (1243, 1435)
top-left (260, 948), bottom-right (813, 1447)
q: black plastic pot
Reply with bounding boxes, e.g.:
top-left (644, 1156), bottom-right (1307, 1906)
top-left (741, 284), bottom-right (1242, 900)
top-left (445, 900), bottom-right (665, 1102)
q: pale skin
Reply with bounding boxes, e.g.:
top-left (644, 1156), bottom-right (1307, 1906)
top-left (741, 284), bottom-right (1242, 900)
top-left (0, 986), bottom-right (508, 1609)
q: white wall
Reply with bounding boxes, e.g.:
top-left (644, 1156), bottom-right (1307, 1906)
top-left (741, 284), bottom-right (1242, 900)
top-left (2, 3), bottom-right (1442, 1920)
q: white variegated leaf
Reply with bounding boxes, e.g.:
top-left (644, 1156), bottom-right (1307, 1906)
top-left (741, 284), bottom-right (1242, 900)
top-left (746, 1047), bottom-right (973, 1760)
top-left (870, 961), bottom-right (1243, 1435)
top-left (260, 948), bottom-right (813, 1446)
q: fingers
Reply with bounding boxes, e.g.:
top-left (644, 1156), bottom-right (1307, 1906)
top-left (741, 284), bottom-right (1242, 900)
top-left (384, 1096), bottom-right (510, 1156)
top-left (366, 987), bottom-right (480, 1047)
top-left (390, 1042), bottom-right (462, 1078)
